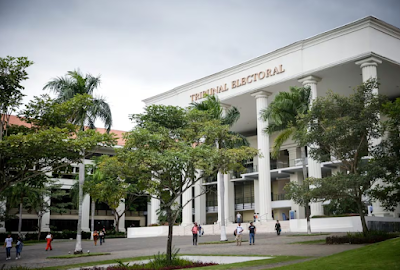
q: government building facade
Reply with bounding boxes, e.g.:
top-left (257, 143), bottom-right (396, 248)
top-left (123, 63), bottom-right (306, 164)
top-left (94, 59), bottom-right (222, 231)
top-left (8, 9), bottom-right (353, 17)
top-left (143, 16), bottom-right (400, 226)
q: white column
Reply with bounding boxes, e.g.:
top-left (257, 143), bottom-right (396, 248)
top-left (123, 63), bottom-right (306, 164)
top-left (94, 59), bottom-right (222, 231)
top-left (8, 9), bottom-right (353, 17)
top-left (81, 194), bottom-right (90, 232)
top-left (150, 197), bottom-right (160, 225)
top-left (253, 180), bottom-right (259, 217)
top-left (0, 200), bottom-right (6, 233)
top-left (147, 200), bottom-right (152, 226)
top-left (356, 57), bottom-right (390, 217)
top-left (116, 199), bottom-right (126, 232)
top-left (217, 172), bottom-right (224, 224)
top-left (299, 75), bottom-right (324, 217)
top-left (251, 91), bottom-right (273, 221)
top-left (195, 180), bottom-right (206, 224)
top-left (288, 146), bottom-right (305, 219)
top-left (181, 186), bottom-right (193, 226)
top-left (41, 195), bottom-right (51, 232)
top-left (355, 56), bottom-right (381, 95)
top-left (224, 174), bottom-right (235, 223)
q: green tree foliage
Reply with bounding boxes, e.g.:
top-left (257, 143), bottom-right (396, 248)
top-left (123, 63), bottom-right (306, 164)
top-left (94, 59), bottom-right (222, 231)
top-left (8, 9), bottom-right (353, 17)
top-left (43, 70), bottom-right (112, 131)
top-left (111, 105), bottom-right (258, 261)
top-left (368, 97), bottom-right (400, 211)
top-left (0, 56), bottom-right (33, 140)
top-left (293, 79), bottom-right (387, 235)
top-left (262, 86), bottom-right (312, 233)
top-left (0, 94), bottom-right (116, 194)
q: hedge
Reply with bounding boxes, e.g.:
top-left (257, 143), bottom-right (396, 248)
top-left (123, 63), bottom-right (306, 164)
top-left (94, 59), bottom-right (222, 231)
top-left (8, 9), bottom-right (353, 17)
top-left (0, 230), bottom-right (126, 240)
top-left (326, 231), bottom-right (398, 244)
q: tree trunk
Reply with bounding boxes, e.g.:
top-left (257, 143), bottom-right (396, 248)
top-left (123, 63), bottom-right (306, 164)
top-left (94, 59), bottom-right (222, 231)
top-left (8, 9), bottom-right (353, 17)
top-left (218, 172), bottom-right (227, 241)
top-left (74, 159), bottom-right (85, 254)
top-left (301, 146), bottom-right (311, 235)
top-left (37, 214), bottom-right (42, 241)
top-left (18, 201), bottom-right (23, 236)
top-left (90, 199), bottom-right (95, 240)
top-left (114, 211), bottom-right (119, 233)
top-left (166, 207), bottom-right (173, 262)
top-left (358, 200), bottom-right (368, 236)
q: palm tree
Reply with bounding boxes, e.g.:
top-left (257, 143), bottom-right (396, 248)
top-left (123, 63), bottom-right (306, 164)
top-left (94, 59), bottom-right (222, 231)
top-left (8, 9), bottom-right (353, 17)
top-left (44, 70), bottom-right (112, 253)
top-left (190, 94), bottom-right (248, 241)
top-left (260, 86), bottom-right (312, 234)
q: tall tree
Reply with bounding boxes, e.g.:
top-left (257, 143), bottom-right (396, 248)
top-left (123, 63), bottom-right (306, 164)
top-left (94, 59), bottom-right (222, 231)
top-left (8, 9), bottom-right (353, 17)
top-left (261, 86), bottom-right (312, 234)
top-left (0, 56), bottom-right (33, 141)
top-left (190, 94), bottom-right (248, 240)
top-left (294, 79), bottom-right (387, 235)
top-left (114, 105), bottom-right (257, 261)
top-left (44, 70), bottom-right (113, 254)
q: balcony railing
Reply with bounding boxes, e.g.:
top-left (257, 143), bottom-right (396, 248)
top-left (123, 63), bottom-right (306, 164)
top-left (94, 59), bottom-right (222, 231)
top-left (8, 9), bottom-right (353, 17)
top-left (272, 193), bottom-right (287, 201)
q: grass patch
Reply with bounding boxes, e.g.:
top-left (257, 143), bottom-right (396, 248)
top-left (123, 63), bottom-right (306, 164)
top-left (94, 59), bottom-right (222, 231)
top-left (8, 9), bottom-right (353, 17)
top-left (272, 237), bottom-right (400, 270)
top-left (199, 240), bottom-right (248, 245)
top-left (291, 239), bottom-right (326, 245)
top-left (47, 252), bottom-right (111, 259)
top-left (287, 233), bottom-right (330, 237)
top-left (41, 255), bottom-right (306, 270)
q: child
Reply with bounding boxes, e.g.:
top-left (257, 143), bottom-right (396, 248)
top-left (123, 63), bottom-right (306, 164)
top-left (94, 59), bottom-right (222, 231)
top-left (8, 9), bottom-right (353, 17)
top-left (15, 236), bottom-right (23, 260)
top-left (45, 232), bottom-right (53, 251)
top-left (4, 234), bottom-right (13, 260)
top-left (93, 231), bottom-right (99, 246)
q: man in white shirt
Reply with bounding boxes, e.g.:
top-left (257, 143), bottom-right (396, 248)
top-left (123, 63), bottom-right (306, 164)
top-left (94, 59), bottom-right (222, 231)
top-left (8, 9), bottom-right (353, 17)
top-left (235, 223), bottom-right (244, 246)
top-left (236, 212), bottom-right (242, 223)
top-left (4, 234), bottom-right (13, 260)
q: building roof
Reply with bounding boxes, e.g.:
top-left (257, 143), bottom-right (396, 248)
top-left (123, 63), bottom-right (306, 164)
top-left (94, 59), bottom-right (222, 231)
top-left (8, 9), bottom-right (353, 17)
top-left (7, 115), bottom-right (126, 146)
top-left (142, 16), bottom-right (400, 105)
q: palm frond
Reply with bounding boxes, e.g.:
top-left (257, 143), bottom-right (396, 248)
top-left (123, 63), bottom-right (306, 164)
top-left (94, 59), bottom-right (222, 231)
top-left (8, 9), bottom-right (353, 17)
top-left (222, 106), bottom-right (240, 127)
top-left (271, 127), bottom-right (295, 158)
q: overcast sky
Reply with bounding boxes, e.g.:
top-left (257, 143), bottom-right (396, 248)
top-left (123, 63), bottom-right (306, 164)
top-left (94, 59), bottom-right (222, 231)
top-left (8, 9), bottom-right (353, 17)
top-left (1, 0), bottom-right (400, 131)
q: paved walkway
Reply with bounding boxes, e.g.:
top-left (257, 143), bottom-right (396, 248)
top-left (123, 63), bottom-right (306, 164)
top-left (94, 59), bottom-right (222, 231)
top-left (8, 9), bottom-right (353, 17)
top-left (3, 233), bottom-right (364, 269)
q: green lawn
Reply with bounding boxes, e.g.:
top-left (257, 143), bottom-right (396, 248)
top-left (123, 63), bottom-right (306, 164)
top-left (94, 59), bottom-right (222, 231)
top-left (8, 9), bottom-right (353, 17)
top-left (47, 252), bottom-right (110, 259)
top-left (272, 237), bottom-right (400, 270)
top-left (41, 255), bottom-right (306, 270)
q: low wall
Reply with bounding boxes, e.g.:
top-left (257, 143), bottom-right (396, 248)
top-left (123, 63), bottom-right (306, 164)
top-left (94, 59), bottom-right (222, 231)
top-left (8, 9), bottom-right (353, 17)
top-left (127, 221), bottom-right (290, 238)
top-left (289, 216), bottom-right (400, 233)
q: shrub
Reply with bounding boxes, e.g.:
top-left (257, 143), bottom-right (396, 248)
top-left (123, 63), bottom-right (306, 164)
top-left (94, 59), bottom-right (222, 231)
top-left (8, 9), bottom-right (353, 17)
top-left (326, 231), bottom-right (399, 244)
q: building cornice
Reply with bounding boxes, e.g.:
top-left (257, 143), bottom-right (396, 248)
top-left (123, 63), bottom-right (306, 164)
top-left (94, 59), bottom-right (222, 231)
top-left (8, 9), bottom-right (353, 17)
top-left (143, 16), bottom-right (400, 105)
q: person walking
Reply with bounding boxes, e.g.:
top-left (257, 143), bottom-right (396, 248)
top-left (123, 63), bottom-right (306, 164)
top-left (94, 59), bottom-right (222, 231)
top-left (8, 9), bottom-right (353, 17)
top-left (93, 231), bottom-right (99, 246)
top-left (253, 213), bottom-right (256, 223)
top-left (248, 222), bottom-right (256, 245)
top-left (275, 220), bottom-right (281, 235)
top-left (4, 234), bottom-right (13, 260)
top-left (191, 222), bottom-right (199, 245)
top-left (99, 230), bottom-right (104, 245)
top-left (236, 212), bottom-right (242, 223)
top-left (45, 232), bottom-right (53, 251)
top-left (102, 227), bottom-right (106, 243)
top-left (197, 224), bottom-right (202, 237)
top-left (15, 236), bottom-right (23, 260)
top-left (235, 223), bottom-right (244, 246)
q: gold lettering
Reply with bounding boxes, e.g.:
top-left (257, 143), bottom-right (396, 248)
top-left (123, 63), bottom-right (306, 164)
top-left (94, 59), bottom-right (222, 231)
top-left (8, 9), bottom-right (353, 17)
top-left (266, 69), bottom-right (271, 77)
top-left (279, 65), bottom-right (285, 73)
top-left (247, 75), bottom-right (253, 84)
top-left (273, 67), bottom-right (279, 75)
top-left (241, 78), bottom-right (246, 86)
top-left (259, 71), bottom-right (265, 80)
top-left (223, 83), bottom-right (228, 91)
top-left (232, 80), bottom-right (236, 89)
top-left (253, 73), bottom-right (258, 82)
top-left (237, 79), bottom-right (241, 87)
top-left (190, 94), bottom-right (196, 102)
top-left (199, 92), bottom-right (203, 99)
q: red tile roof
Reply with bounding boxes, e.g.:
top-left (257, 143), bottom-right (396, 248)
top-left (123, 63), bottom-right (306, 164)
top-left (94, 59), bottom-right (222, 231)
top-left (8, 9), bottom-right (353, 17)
top-left (7, 115), bottom-right (126, 146)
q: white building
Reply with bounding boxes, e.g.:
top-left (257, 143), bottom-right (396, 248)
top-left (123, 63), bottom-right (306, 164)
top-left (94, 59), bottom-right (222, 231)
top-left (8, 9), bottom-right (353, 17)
top-left (2, 121), bottom-right (147, 233)
top-left (143, 16), bottom-right (400, 226)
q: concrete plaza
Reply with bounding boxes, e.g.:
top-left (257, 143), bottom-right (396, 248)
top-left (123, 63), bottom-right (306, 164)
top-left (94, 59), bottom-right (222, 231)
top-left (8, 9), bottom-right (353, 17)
top-left (3, 232), bottom-right (364, 269)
